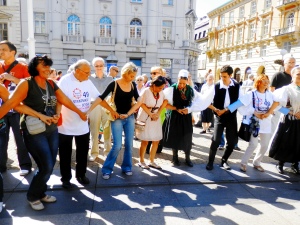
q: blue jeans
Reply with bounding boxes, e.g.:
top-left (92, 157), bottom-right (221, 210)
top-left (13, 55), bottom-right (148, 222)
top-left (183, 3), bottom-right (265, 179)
top-left (0, 113), bottom-right (32, 172)
top-left (23, 129), bottom-right (59, 202)
top-left (102, 115), bottom-right (134, 174)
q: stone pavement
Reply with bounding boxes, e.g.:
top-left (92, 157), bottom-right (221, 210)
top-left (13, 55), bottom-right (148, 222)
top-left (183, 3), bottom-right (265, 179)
top-left (2, 122), bottom-right (300, 224)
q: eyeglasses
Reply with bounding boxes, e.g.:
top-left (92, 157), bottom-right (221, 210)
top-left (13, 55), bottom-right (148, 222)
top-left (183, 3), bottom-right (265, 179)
top-left (95, 65), bottom-right (104, 68)
top-left (77, 68), bottom-right (90, 75)
top-left (113, 69), bottom-right (119, 73)
top-left (150, 72), bottom-right (158, 75)
top-left (136, 79), bottom-right (143, 81)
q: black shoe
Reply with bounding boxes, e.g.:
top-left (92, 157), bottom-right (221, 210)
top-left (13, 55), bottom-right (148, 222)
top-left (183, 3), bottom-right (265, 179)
top-left (234, 146), bottom-right (241, 151)
top-left (276, 164), bottom-right (284, 174)
top-left (185, 160), bottom-right (193, 167)
top-left (220, 161), bottom-right (231, 170)
top-left (291, 164), bottom-right (300, 174)
top-left (146, 150), bottom-right (150, 154)
top-left (172, 159), bottom-right (181, 166)
top-left (77, 176), bottom-right (90, 185)
top-left (206, 162), bottom-right (213, 170)
top-left (217, 146), bottom-right (225, 151)
top-left (62, 181), bottom-right (74, 189)
top-left (200, 130), bottom-right (206, 134)
top-left (207, 128), bottom-right (211, 132)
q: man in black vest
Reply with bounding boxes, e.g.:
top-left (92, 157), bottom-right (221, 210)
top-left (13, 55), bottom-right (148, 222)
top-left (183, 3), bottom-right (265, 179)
top-left (206, 65), bottom-right (240, 170)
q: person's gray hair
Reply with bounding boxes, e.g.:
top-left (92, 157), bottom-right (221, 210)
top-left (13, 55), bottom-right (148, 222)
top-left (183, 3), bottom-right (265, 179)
top-left (291, 66), bottom-right (300, 75)
top-left (67, 63), bottom-right (76, 73)
top-left (283, 55), bottom-right (296, 64)
top-left (92, 57), bottom-right (105, 66)
top-left (74, 59), bottom-right (90, 69)
top-left (248, 74), bottom-right (254, 79)
top-left (207, 74), bottom-right (214, 80)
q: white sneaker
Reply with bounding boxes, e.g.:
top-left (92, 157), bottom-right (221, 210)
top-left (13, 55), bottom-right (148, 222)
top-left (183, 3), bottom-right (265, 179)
top-left (0, 202), bottom-right (3, 213)
top-left (20, 169), bottom-right (30, 176)
top-left (88, 155), bottom-right (96, 162)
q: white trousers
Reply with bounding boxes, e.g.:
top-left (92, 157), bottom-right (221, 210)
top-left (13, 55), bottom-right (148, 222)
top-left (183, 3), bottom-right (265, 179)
top-left (241, 133), bottom-right (271, 166)
top-left (89, 105), bottom-right (111, 157)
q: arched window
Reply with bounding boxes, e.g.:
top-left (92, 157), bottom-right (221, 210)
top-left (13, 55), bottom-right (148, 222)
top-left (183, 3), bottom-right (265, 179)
top-left (130, 18), bottom-right (142, 38)
top-left (99, 16), bottom-right (112, 37)
top-left (287, 12), bottom-right (294, 27)
top-left (67, 14), bottom-right (80, 35)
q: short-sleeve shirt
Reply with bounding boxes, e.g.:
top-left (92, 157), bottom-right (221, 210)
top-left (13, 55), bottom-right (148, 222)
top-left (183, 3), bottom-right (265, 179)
top-left (58, 72), bottom-right (100, 135)
top-left (88, 74), bottom-right (113, 96)
top-left (270, 71), bottom-right (292, 90)
top-left (100, 81), bottom-right (139, 114)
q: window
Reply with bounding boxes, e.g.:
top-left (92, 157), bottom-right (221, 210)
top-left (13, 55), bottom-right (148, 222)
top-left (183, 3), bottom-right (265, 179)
top-left (265, 0), bottom-right (271, 9)
top-left (162, 0), bottom-right (173, 5)
top-left (34, 12), bottom-right (46, 33)
top-left (198, 32), bottom-right (202, 39)
top-left (250, 1), bottom-right (256, 15)
top-left (131, 0), bottom-right (142, 2)
top-left (262, 19), bottom-right (269, 36)
top-left (287, 13), bottom-right (294, 27)
top-left (247, 48), bottom-right (253, 58)
top-left (284, 42), bottom-right (291, 53)
top-left (229, 11), bottom-right (234, 23)
top-left (162, 20), bottom-right (172, 40)
top-left (236, 50), bottom-right (242, 60)
top-left (0, 0), bottom-right (6, 6)
top-left (203, 30), bottom-right (206, 37)
top-left (220, 14), bottom-right (225, 25)
top-left (160, 59), bottom-right (172, 76)
top-left (130, 18), bottom-right (142, 39)
top-left (218, 33), bottom-right (224, 47)
top-left (237, 28), bottom-right (243, 42)
top-left (227, 30), bottom-right (232, 46)
top-left (67, 14), bottom-right (80, 35)
top-left (0, 23), bottom-right (8, 40)
top-left (239, 6), bottom-right (245, 18)
top-left (260, 45), bottom-right (267, 57)
top-left (227, 52), bottom-right (231, 61)
top-left (249, 23), bottom-right (256, 39)
top-left (99, 16), bottom-right (112, 37)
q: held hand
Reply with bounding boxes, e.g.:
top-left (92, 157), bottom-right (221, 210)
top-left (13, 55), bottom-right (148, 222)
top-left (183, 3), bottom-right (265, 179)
top-left (1, 73), bottom-right (14, 82)
top-left (39, 114), bottom-right (53, 126)
top-left (150, 113), bottom-right (159, 121)
top-left (261, 112), bottom-right (271, 119)
top-left (216, 109), bottom-right (225, 116)
top-left (0, 73), bottom-right (7, 83)
top-left (181, 108), bottom-right (188, 115)
top-left (254, 111), bottom-right (264, 120)
top-left (176, 109), bottom-right (183, 115)
top-left (295, 111), bottom-right (300, 119)
top-left (119, 114), bottom-right (128, 119)
top-left (51, 114), bottom-right (60, 124)
top-left (79, 112), bottom-right (88, 121)
top-left (111, 111), bottom-right (120, 120)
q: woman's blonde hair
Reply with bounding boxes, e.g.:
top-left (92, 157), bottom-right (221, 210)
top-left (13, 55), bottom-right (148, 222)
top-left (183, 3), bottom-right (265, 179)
top-left (253, 74), bottom-right (269, 90)
top-left (121, 62), bottom-right (138, 77)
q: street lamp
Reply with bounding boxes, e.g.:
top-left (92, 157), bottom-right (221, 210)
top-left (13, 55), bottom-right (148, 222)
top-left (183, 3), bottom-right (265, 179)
top-left (279, 49), bottom-right (287, 72)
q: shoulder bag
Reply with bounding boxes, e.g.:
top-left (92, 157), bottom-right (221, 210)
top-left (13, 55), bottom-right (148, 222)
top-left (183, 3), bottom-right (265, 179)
top-left (106, 81), bottom-right (117, 121)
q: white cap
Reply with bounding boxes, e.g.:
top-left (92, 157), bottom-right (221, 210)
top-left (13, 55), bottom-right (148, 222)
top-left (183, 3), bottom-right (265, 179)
top-left (178, 69), bottom-right (189, 79)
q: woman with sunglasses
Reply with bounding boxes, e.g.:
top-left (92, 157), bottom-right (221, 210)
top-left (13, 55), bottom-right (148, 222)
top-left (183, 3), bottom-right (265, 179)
top-left (136, 76), bottom-right (168, 169)
top-left (89, 62), bottom-right (142, 179)
top-left (163, 70), bottom-right (214, 167)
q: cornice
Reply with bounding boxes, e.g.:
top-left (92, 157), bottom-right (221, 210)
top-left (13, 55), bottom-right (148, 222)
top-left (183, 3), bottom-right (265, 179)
top-left (207, 0), bottom-right (251, 18)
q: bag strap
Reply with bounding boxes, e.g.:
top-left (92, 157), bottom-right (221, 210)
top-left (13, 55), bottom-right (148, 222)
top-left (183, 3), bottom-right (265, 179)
top-left (2, 60), bottom-right (18, 73)
top-left (252, 91), bottom-right (255, 109)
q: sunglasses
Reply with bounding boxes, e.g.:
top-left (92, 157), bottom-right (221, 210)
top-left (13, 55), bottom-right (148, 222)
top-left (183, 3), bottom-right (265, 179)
top-left (113, 69), bottom-right (119, 73)
top-left (95, 65), bottom-right (104, 68)
top-left (136, 79), bottom-right (143, 81)
top-left (132, 67), bottom-right (138, 72)
top-left (150, 72), bottom-right (158, 75)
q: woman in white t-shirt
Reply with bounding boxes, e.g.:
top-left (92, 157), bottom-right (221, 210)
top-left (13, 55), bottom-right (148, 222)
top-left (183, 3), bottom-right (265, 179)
top-left (226, 74), bottom-right (274, 173)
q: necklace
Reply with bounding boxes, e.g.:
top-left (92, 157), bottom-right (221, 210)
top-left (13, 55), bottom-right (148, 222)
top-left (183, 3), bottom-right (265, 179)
top-left (152, 91), bottom-right (159, 100)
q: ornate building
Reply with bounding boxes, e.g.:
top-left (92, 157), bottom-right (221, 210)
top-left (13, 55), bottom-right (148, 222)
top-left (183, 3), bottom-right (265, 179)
top-left (205, 0), bottom-right (299, 81)
top-left (15, 0), bottom-right (199, 79)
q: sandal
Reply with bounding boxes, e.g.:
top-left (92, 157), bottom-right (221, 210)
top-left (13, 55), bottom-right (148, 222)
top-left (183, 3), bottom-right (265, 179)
top-left (138, 162), bottom-right (150, 169)
top-left (148, 162), bottom-right (162, 170)
top-left (253, 165), bottom-right (264, 172)
top-left (28, 200), bottom-right (44, 211)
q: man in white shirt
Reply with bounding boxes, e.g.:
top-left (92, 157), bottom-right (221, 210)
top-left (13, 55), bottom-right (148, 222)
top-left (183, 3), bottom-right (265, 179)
top-left (58, 59), bottom-right (100, 189)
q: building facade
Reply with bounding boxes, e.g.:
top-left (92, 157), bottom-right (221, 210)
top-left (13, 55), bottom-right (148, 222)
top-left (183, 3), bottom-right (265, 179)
top-left (205, 0), bottom-right (300, 82)
top-left (17, 0), bottom-right (199, 80)
top-left (194, 15), bottom-right (209, 82)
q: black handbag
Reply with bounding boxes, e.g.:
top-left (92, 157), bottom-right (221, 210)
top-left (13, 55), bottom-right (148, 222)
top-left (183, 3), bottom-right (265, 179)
top-left (238, 123), bottom-right (251, 142)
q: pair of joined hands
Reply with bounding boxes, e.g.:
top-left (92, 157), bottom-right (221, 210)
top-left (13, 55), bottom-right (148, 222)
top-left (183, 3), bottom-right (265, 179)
top-left (176, 108), bottom-right (188, 115)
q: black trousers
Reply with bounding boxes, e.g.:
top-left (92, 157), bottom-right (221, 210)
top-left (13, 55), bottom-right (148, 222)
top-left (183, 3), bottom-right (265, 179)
top-left (208, 116), bottom-right (238, 163)
top-left (59, 132), bottom-right (90, 182)
top-left (0, 172), bottom-right (3, 201)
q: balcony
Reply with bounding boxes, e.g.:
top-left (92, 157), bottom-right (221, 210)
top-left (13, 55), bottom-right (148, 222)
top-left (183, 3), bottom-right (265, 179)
top-left (125, 38), bottom-right (146, 47)
top-left (273, 25), bottom-right (298, 36)
top-left (277, 0), bottom-right (297, 8)
top-left (63, 35), bottom-right (84, 44)
top-left (182, 40), bottom-right (198, 49)
top-left (260, 7), bottom-right (273, 17)
top-left (95, 37), bottom-right (115, 45)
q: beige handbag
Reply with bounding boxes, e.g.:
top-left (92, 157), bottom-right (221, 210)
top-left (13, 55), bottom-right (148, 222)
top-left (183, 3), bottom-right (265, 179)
top-left (106, 81), bottom-right (117, 121)
top-left (26, 116), bottom-right (46, 135)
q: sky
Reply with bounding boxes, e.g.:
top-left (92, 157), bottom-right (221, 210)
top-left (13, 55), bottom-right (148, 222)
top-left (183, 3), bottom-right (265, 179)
top-left (196, 0), bottom-right (231, 18)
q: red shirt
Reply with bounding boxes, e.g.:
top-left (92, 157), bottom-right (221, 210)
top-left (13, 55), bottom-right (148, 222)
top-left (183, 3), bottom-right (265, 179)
top-left (0, 62), bottom-right (30, 88)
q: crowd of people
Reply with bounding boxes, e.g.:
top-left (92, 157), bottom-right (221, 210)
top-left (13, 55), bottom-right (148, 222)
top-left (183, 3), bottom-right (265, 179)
top-left (0, 40), bottom-right (299, 213)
